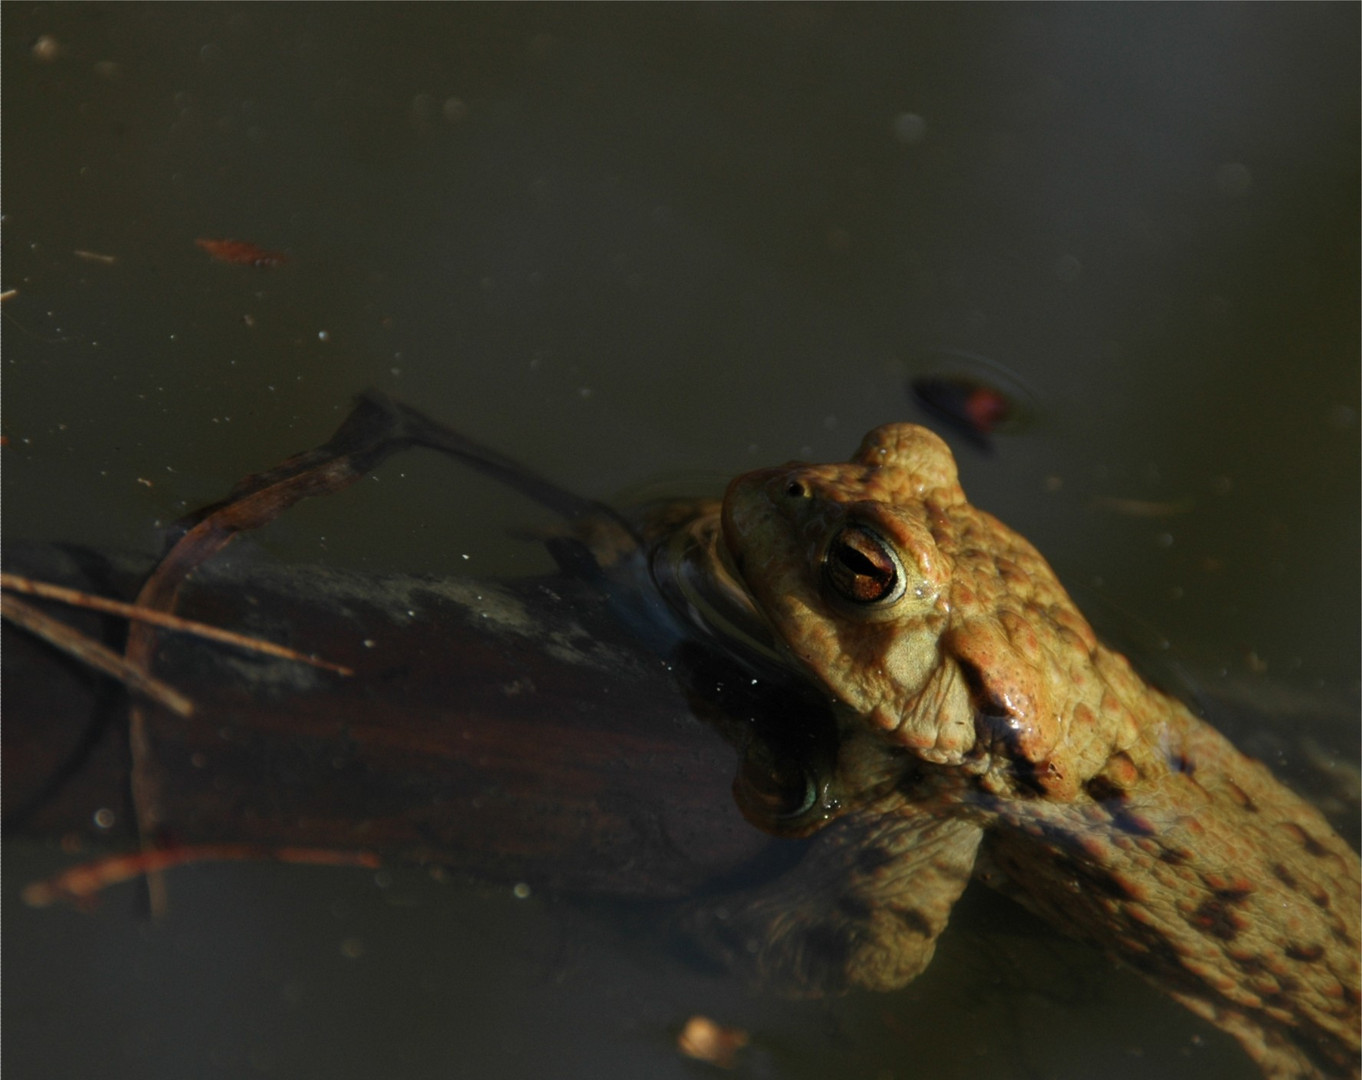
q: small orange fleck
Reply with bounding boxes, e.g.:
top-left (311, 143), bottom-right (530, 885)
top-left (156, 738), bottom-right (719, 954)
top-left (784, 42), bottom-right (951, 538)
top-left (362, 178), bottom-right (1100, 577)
top-left (677, 1015), bottom-right (749, 1069)
top-left (195, 238), bottom-right (288, 268)
top-left (31, 34), bottom-right (62, 61)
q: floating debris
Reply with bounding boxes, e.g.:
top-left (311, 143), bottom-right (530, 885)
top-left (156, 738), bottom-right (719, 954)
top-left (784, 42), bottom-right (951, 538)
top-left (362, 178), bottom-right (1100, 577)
top-left (1088, 495), bottom-right (1196, 518)
top-left (914, 376), bottom-right (1011, 434)
top-left (908, 349), bottom-right (1040, 450)
top-left (195, 238), bottom-right (289, 268)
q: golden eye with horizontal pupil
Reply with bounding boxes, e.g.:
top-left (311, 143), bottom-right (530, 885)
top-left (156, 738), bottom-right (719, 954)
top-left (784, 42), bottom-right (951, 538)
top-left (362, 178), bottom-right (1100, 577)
top-left (823, 525), bottom-right (907, 605)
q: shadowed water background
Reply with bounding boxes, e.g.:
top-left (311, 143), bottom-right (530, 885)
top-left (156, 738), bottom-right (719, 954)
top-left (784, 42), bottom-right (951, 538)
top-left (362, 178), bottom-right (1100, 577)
top-left (4, 6), bottom-right (1357, 1078)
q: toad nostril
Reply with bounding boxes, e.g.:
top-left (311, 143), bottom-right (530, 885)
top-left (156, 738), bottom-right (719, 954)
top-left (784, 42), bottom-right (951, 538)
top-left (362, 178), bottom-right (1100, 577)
top-left (958, 659), bottom-right (1012, 719)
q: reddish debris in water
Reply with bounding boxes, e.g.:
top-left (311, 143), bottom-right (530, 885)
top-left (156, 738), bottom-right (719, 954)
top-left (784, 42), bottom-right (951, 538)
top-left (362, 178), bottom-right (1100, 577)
top-left (962, 385), bottom-right (1010, 433)
top-left (195, 238), bottom-right (288, 268)
top-left (911, 376), bottom-right (1013, 437)
top-left (907, 350), bottom-right (1041, 451)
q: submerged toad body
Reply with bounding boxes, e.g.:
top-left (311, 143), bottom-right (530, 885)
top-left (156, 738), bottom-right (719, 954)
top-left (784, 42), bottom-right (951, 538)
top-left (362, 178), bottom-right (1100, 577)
top-left (697, 424), bottom-right (1359, 1080)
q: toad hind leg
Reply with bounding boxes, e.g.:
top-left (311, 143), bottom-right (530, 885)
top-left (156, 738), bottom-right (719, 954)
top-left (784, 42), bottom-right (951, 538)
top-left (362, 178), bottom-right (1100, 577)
top-left (684, 806), bottom-right (982, 996)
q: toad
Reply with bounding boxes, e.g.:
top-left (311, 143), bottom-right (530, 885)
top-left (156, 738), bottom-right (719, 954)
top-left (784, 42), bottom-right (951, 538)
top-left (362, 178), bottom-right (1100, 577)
top-left (681, 423), bottom-right (1359, 1080)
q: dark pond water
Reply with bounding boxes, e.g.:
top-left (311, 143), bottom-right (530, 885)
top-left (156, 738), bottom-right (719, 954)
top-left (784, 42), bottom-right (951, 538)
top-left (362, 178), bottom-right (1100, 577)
top-left (4, 5), bottom-right (1358, 1079)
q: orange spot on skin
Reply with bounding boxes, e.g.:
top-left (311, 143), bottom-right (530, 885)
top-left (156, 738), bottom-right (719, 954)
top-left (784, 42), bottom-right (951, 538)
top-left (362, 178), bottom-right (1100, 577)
top-left (1202, 874), bottom-right (1255, 899)
top-left (1101, 752), bottom-right (1140, 787)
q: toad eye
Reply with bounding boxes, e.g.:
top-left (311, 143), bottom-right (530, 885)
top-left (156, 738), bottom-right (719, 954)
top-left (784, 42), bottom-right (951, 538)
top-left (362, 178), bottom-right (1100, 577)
top-left (823, 525), bottom-right (907, 606)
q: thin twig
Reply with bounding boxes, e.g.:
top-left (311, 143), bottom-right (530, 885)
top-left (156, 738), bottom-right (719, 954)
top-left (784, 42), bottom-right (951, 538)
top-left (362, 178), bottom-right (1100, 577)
top-left (1088, 495), bottom-right (1196, 518)
top-left (1, 594), bottom-right (194, 718)
top-left (0, 572), bottom-right (353, 676)
top-left (22, 844), bottom-right (382, 908)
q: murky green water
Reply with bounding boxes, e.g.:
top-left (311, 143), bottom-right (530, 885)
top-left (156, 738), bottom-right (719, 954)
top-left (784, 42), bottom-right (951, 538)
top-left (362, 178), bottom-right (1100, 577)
top-left (5, 5), bottom-right (1357, 1079)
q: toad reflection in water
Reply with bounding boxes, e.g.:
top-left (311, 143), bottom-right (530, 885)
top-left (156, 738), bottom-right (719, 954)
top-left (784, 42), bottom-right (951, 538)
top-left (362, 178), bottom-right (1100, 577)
top-left (657, 424), bottom-right (1359, 1080)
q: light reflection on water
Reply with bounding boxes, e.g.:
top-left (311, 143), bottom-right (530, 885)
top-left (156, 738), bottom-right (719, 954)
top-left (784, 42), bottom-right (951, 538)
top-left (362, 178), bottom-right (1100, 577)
top-left (4, 5), bottom-right (1357, 1079)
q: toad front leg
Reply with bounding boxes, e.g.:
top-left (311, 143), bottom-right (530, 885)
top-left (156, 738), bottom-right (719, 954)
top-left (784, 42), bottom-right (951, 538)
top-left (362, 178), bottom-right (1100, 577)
top-left (980, 704), bottom-right (1360, 1080)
